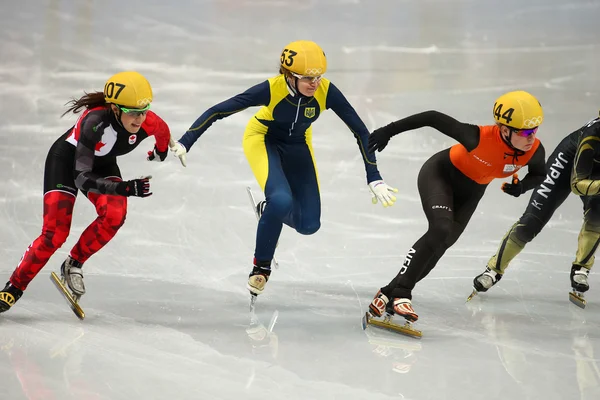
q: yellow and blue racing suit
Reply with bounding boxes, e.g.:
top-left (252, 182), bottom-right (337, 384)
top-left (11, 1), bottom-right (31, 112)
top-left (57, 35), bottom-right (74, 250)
top-left (178, 74), bottom-right (381, 262)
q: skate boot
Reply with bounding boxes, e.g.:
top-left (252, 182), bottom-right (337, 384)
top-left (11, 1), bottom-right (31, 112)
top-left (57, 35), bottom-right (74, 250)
top-left (474, 268), bottom-right (503, 292)
top-left (467, 267), bottom-right (503, 301)
top-left (362, 295), bottom-right (422, 338)
top-left (256, 200), bottom-right (266, 218)
top-left (247, 260), bottom-right (272, 296)
top-left (569, 265), bottom-right (590, 308)
top-left (60, 256), bottom-right (85, 299)
top-left (0, 282), bottom-right (23, 313)
top-left (368, 290), bottom-right (390, 317)
top-left (391, 298), bottom-right (419, 322)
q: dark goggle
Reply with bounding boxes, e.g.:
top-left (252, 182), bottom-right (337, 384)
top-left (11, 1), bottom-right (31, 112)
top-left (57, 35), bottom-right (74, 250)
top-left (511, 127), bottom-right (538, 137)
top-left (117, 103), bottom-right (151, 116)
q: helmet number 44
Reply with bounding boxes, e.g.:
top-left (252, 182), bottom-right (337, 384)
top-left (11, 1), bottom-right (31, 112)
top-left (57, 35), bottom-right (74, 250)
top-left (494, 102), bottom-right (515, 124)
top-left (104, 82), bottom-right (126, 100)
top-left (281, 49), bottom-right (298, 67)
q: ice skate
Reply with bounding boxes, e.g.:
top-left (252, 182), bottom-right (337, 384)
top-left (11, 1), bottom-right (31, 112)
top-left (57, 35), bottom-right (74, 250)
top-left (0, 282), bottom-right (23, 313)
top-left (247, 264), bottom-right (271, 296)
top-left (392, 298), bottom-right (419, 322)
top-left (467, 267), bottom-right (503, 302)
top-left (569, 265), bottom-right (590, 309)
top-left (368, 290), bottom-right (390, 317)
top-left (61, 256), bottom-right (85, 298)
top-left (256, 200), bottom-right (266, 218)
top-left (248, 261), bottom-right (272, 310)
top-left (363, 294), bottom-right (421, 338)
top-left (50, 256), bottom-right (85, 319)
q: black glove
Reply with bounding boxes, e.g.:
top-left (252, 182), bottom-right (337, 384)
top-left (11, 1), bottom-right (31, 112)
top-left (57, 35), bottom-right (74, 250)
top-left (502, 174), bottom-right (523, 197)
top-left (147, 145), bottom-right (168, 162)
top-left (116, 176), bottom-right (152, 197)
top-left (368, 126), bottom-right (394, 153)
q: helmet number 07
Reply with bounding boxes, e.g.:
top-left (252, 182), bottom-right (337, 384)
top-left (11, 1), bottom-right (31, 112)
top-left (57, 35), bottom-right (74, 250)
top-left (104, 82), bottom-right (126, 100)
top-left (494, 102), bottom-right (515, 124)
top-left (281, 49), bottom-right (298, 67)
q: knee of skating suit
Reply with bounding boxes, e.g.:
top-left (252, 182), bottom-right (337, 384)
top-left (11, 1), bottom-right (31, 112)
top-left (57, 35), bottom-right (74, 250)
top-left (8, 191), bottom-right (75, 295)
top-left (370, 218), bottom-right (457, 322)
top-left (66, 192), bottom-right (127, 297)
top-left (248, 259), bottom-right (272, 295)
top-left (571, 216), bottom-right (600, 293)
top-left (70, 192), bottom-right (127, 264)
top-left (396, 217), bottom-right (456, 295)
top-left (475, 214), bottom-right (543, 292)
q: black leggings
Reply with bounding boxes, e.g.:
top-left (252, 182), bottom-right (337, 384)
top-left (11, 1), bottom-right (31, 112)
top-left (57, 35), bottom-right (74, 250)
top-left (382, 149), bottom-right (487, 299)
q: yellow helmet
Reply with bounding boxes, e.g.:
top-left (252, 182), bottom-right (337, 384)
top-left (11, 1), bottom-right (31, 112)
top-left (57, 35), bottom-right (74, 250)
top-left (280, 40), bottom-right (327, 77)
top-left (104, 71), bottom-right (153, 109)
top-left (493, 91), bottom-right (543, 129)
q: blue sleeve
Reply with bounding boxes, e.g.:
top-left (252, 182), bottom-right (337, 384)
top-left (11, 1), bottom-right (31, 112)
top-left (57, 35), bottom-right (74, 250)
top-left (326, 83), bottom-right (382, 183)
top-left (178, 81), bottom-right (271, 151)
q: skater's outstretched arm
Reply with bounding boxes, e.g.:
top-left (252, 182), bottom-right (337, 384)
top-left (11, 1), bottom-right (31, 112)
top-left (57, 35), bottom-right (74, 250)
top-left (572, 119), bottom-right (600, 196)
top-left (368, 111), bottom-right (481, 153)
top-left (325, 82), bottom-right (381, 183)
top-left (177, 81), bottom-right (271, 151)
top-left (144, 111), bottom-right (171, 162)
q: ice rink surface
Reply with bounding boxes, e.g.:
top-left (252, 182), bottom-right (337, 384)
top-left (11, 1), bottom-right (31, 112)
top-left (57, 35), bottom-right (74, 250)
top-left (1, 0), bottom-right (600, 399)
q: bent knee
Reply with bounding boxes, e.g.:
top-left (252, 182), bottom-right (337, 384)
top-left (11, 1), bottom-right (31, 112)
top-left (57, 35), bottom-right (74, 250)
top-left (429, 218), bottom-right (454, 241)
top-left (297, 220), bottom-right (321, 235)
top-left (102, 205), bottom-right (127, 229)
top-left (511, 214), bottom-right (543, 244)
top-left (266, 192), bottom-right (294, 217)
top-left (42, 226), bottom-right (70, 248)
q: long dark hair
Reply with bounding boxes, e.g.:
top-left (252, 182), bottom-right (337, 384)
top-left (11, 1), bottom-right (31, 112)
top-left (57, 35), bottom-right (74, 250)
top-left (62, 91), bottom-right (107, 117)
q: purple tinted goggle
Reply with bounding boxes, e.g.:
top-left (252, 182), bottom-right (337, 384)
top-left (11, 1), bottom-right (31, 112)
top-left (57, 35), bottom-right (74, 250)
top-left (511, 127), bottom-right (538, 137)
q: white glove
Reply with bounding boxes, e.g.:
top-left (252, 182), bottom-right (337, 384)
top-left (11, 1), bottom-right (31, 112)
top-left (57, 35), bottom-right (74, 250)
top-left (368, 180), bottom-right (398, 207)
top-left (169, 137), bottom-right (187, 167)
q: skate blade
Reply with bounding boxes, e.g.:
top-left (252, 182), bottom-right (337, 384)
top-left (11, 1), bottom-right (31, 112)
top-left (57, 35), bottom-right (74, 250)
top-left (246, 186), bottom-right (279, 270)
top-left (362, 312), bottom-right (422, 339)
top-left (250, 293), bottom-right (257, 311)
top-left (569, 291), bottom-right (586, 309)
top-left (466, 289), bottom-right (478, 302)
top-left (50, 272), bottom-right (85, 320)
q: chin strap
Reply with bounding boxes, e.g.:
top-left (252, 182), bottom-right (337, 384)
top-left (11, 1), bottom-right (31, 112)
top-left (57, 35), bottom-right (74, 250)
top-left (501, 129), bottom-right (526, 164)
top-left (285, 76), bottom-right (300, 97)
top-left (111, 106), bottom-right (125, 128)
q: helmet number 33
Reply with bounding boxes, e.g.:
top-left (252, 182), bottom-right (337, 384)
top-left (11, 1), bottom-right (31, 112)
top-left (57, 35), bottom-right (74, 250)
top-left (281, 49), bottom-right (298, 67)
top-left (494, 102), bottom-right (514, 124)
top-left (104, 82), bottom-right (126, 100)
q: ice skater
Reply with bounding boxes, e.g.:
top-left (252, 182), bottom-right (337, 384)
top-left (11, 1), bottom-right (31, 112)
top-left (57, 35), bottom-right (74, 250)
top-left (471, 116), bottom-right (600, 308)
top-left (0, 71), bottom-right (175, 316)
top-left (170, 40), bottom-right (397, 300)
top-left (366, 91), bottom-right (546, 332)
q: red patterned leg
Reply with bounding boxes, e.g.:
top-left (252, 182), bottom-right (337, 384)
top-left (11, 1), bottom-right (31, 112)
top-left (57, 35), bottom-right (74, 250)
top-left (69, 193), bottom-right (127, 263)
top-left (10, 191), bottom-right (75, 290)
